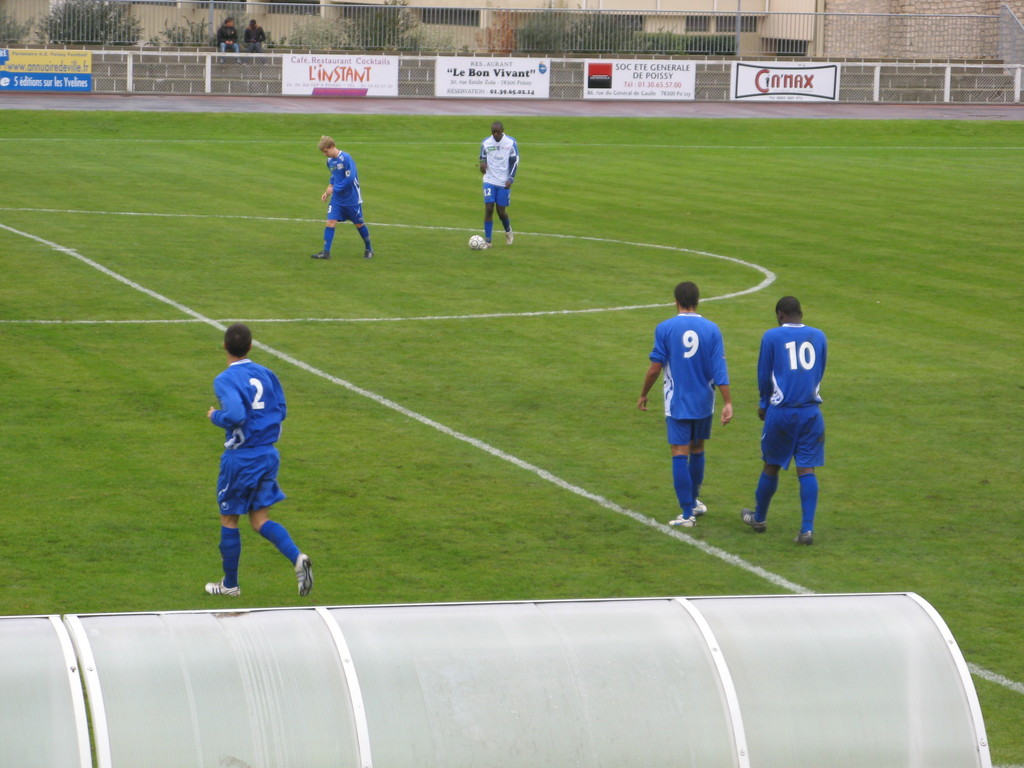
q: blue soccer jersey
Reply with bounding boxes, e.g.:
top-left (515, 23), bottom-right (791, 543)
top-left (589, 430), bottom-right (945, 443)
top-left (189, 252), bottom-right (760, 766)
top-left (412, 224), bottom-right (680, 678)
top-left (211, 359), bottom-right (286, 450)
top-left (327, 150), bottom-right (363, 207)
top-left (650, 312), bottom-right (729, 420)
top-left (758, 323), bottom-right (827, 409)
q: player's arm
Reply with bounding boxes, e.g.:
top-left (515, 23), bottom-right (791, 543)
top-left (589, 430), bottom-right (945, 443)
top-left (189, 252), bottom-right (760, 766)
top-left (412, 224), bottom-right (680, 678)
top-left (757, 335), bottom-right (770, 417)
top-left (506, 143), bottom-right (519, 188)
top-left (479, 143), bottom-right (488, 175)
top-left (209, 383), bottom-right (246, 428)
top-left (637, 361), bottom-right (663, 411)
top-left (717, 383), bottom-right (733, 425)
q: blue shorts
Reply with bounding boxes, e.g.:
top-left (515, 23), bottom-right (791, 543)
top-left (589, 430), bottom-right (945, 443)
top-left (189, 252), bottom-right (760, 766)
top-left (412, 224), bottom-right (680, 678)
top-left (217, 447), bottom-right (286, 516)
top-left (326, 199), bottom-right (364, 225)
top-left (761, 405), bottom-right (825, 469)
top-left (483, 183), bottom-right (511, 207)
top-left (666, 415), bottom-right (712, 446)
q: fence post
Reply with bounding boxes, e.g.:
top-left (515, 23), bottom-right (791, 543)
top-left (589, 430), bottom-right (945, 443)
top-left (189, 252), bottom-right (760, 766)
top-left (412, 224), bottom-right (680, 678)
top-left (205, 53), bottom-right (212, 93)
top-left (873, 63), bottom-right (881, 102)
top-left (126, 52), bottom-right (133, 92)
top-left (943, 64), bottom-right (951, 102)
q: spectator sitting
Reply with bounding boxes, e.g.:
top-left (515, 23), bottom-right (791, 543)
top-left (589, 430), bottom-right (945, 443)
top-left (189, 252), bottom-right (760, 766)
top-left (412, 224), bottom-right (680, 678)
top-left (216, 17), bottom-right (240, 54)
top-left (244, 20), bottom-right (266, 53)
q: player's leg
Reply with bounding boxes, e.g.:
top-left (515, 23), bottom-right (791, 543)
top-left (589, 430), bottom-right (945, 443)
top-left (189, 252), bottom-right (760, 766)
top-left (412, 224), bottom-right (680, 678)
top-left (741, 409), bottom-right (792, 532)
top-left (312, 213), bottom-right (338, 259)
top-left (348, 206), bottom-right (373, 258)
top-left (792, 408), bottom-right (825, 544)
top-left (688, 435), bottom-right (707, 515)
top-left (666, 419), bottom-right (697, 526)
top-left (483, 185), bottom-right (496, 246)
top-left (496, 187), bottom-right (512, 244)
top-left (207, 453), bottom-right (244, 595)
top-left (247, 451), bottom-right (313, 595)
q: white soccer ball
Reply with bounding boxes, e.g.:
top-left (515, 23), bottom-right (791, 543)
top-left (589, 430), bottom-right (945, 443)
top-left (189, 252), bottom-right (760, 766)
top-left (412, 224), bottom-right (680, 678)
top-left (468, 235), bottom-right (486, 250)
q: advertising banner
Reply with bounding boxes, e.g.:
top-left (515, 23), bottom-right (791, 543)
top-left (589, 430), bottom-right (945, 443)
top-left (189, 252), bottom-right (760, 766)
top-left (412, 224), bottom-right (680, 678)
top-left (434, 57), bottom-right (549, 99)
top-left (0, 49), bottom-right (92, 92)
top-left (731, 62), bottom-right (841, 101)
top-left (583, 59), bottom-right (695, 101)
top-left (282, 54), bottom-right (399, 96)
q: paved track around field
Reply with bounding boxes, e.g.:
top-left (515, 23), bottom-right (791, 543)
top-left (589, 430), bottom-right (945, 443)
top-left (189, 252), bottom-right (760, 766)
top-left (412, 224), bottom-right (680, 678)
top-left (2, 91), bottom-right (1023, 118)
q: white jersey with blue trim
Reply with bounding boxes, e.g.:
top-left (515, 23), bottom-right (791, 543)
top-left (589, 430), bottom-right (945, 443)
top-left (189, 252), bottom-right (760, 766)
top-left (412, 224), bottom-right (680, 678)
top-left (480, 134), bottom-right (519, 186)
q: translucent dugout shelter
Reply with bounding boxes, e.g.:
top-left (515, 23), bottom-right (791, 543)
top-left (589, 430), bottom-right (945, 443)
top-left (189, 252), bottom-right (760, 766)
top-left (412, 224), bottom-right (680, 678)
top-left (3, 593), bottom-right (991, 768)
top-left (0, 615), bottom-right (90, 768)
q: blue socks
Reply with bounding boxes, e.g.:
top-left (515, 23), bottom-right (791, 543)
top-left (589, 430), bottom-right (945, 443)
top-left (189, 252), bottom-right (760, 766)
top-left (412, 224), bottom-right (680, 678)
top-left (672, 454), bottom-right (693, 517)
top-left (484, 220), bottom-right (494, 241)
top-left (754, 472), bottom-right (778, 523)
top-left (258, 520), bottom-right (301, 565)
top-left (323, 226), bottom-right (336, 254)
top-left (688, 452), bottom-right (705, 501)
top-left (799, 473), bottom-right (818, 534)
top-left (357, 224), bottom-right (372, 249)
top-left (219, 526), bottom-right (241, 589)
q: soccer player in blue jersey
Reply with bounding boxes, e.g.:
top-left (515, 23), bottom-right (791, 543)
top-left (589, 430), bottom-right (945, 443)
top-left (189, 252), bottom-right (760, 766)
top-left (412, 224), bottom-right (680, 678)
top-left (740, 296), bottom-right (827, 545)
top-left (205, 323), bottom-right (313, 597)
top-left (478, 121), bottom-right (518, 248)
top-left (638, 281), bottom-right (733, 527)
top-left (311, 135), bottom-right (374, 260)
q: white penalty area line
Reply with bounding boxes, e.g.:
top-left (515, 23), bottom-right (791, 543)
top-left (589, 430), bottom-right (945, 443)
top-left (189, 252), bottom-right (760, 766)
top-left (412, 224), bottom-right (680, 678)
top-left (4, 220), bottom-right (1021, 702)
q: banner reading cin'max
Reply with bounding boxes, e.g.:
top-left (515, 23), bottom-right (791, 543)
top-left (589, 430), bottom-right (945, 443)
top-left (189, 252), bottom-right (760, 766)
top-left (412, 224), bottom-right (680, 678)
top-left (282, 54), bottom-right (398, 96)
top-left (435, 57), bottom-right (549, 99)
top-left (0, 49), bottom-right (92, 92)
top-left (731, 62), bottom-right (840, 101)
top-left (584, 59), bottom-right (695, 101)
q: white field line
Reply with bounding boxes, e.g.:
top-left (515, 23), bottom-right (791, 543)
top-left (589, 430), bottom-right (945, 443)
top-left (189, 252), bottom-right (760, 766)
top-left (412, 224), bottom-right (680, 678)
top-left (3, 219), bottom-right (1021, 701)
top-left (0, 208), bottom-right (776, 324)
top-left (0, 138), bottom-right (1020, 151)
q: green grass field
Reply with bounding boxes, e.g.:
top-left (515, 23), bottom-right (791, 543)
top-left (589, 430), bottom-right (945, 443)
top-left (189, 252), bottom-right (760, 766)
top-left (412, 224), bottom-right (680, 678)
top-left (0, 110), bottom-right (1021, 763)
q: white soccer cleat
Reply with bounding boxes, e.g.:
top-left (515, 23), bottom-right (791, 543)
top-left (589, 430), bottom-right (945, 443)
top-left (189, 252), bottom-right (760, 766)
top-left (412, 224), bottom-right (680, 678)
top-left (205, 580), bottom-right (241, 597)
top-left (693, 499), bottom-right (707, 517)
top-left (482, 241), bottom-right (492, 249)
top-left (505, 231), bottom-right (514, 245)
top-left (668, 514), bottom-right (697, 528)
top-left (295, 553), bottom-right (314, 596)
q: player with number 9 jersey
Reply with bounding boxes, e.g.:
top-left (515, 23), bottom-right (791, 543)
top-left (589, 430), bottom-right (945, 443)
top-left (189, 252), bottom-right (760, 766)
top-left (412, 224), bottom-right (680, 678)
top-left (650, 311), bottom-right (730, 420)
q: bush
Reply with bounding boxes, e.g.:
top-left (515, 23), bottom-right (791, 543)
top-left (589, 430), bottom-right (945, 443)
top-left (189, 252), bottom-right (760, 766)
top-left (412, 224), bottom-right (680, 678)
top-left (0, 9), bottom-right (34, 44)
top-left (158, 17), bottom-right (211, 47)
top-left (37, 0), bottom-right (143, 45)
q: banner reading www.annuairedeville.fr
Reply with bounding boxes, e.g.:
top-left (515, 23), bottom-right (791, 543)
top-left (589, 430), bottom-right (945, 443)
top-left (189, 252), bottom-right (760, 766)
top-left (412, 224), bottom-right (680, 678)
top-left (0, 49), bottom-right (92, 92)
top-left (731, 62), bottom-right (841, 101)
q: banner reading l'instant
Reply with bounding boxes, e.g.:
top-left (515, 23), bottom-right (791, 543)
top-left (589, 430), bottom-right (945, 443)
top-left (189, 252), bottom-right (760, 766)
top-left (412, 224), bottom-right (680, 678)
top-left (731, 62), bottom-right (841, 101)
top-left (282, 54), bottom-right (398, 96)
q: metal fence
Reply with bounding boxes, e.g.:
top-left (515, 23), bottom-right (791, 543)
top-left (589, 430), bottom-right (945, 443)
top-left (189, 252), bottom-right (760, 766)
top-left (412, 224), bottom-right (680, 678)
top-left (0, 0), bottom-right (1011, 61)
top-left (71, 50), bottom-right (1024, 102)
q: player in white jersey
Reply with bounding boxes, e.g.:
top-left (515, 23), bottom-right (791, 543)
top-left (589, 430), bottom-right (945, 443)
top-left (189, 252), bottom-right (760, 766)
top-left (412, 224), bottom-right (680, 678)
top-left (478, 121), bottom-right (518, 248)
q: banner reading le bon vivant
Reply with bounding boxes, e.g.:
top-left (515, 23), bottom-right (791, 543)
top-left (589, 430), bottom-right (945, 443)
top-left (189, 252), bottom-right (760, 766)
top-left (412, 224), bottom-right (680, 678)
top-left (583, 59), bottom-right (695, 101)
top-left (0, 49), bottom-right (92, 92)
top-left (281, 54), bottom-right (399, 96)
top-left (731, 61), bottom-right (841, 101)
top-left (434, 57), bottom-right (550, 99)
